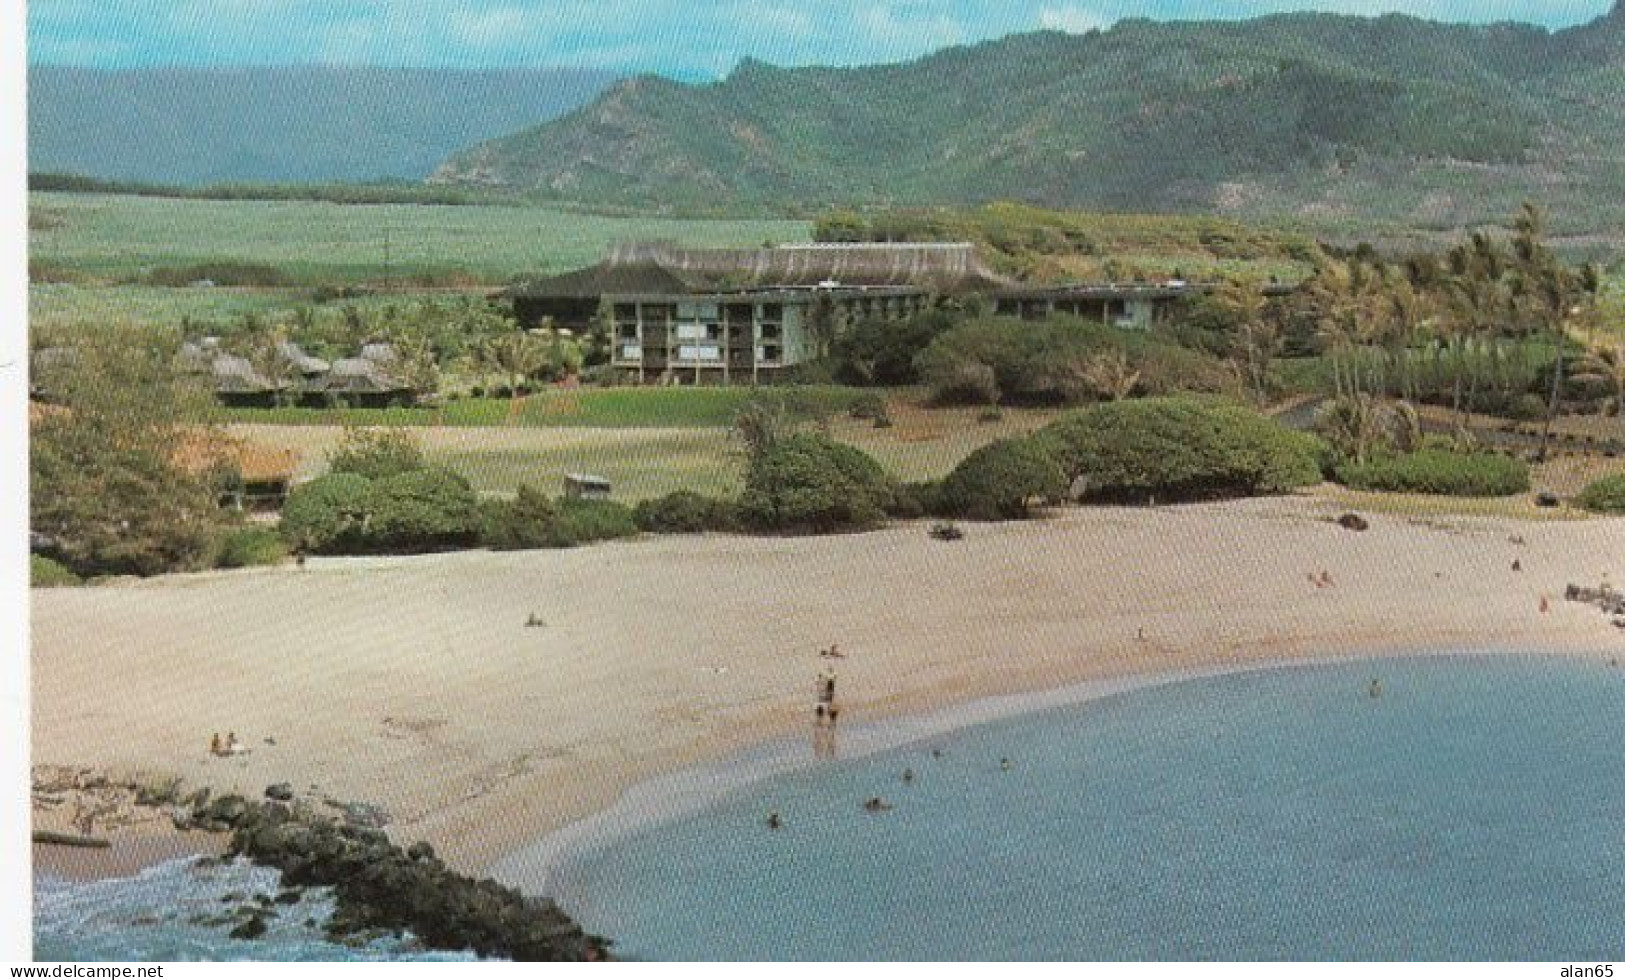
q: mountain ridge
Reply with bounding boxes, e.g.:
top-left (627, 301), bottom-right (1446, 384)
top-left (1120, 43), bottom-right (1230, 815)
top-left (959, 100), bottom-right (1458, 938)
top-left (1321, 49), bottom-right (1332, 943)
top-left (28, 66), bottom-right (619, 185)
top-left (431, 8), bottom-right (1625, 235)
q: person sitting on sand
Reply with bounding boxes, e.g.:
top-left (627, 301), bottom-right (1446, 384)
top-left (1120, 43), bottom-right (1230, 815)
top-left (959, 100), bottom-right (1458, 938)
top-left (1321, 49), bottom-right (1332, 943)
top-left (1320, 570), bottom-right (1335, 588)
top-left (1512, 559), bottom-right (1522, 572)
top-left (827, 643), bottom-right (844, 659)
top-left (210, 732), bottom-right (223, 756)
top-left (226, 732), bottom-right (246, 756)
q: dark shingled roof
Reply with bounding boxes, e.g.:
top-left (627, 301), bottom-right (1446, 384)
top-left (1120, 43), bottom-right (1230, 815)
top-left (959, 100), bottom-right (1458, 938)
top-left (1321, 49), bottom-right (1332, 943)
top-left (507, 242), bottom-right (1014, 299)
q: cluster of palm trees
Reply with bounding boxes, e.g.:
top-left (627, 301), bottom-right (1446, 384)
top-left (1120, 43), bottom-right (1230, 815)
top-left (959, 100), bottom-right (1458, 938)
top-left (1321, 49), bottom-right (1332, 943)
top-left (224, 300), bottom-right (590, 409)
top-left (1284, 205), bottom-right (1609, 458)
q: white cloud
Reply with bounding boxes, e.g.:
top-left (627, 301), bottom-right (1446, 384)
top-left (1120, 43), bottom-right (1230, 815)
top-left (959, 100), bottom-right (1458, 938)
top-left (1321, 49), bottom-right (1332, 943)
top-left (1038, 4), bottom-right (1110, 33)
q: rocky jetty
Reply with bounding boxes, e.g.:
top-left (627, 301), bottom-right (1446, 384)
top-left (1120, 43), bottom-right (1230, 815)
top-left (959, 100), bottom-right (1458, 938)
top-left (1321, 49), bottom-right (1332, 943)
top-left (1565, 583), bottom-right (1625, 628)
top-left (179, 791), bottom-right (611, 961)
top-left (32, 766), bottom-right (609, 961)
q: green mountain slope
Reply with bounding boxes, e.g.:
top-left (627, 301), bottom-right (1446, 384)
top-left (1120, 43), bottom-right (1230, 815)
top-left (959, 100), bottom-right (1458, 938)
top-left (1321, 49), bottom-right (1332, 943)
top-left (432, 6), bottom-right (1625, 235)
top-left (29, 66), bottom-right (618, 185)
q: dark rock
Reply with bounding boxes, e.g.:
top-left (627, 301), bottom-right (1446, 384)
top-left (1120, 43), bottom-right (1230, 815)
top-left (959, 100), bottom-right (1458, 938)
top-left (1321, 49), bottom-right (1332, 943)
top-left (275, 889), bottom-right (303, 905)
top-left (204, 794), bottom-right (249, 826)
top-left (265, 783), bottom-right (294, 802)
top-left (228, 914), bottom-right (268, 941)
top-left (929, 521), bottom-right (964, 542)
top-left (1535, 491), bottom-right (1561, 508)
top-left (226, 794), bottom-right (610, 961)
top-left (1336, 512), bottom-right (1370, 532)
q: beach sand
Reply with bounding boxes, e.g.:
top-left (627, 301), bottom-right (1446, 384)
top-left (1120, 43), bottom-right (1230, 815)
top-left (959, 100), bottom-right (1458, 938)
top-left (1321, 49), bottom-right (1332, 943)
top-left (30, 495), bottom-right (1624, 876)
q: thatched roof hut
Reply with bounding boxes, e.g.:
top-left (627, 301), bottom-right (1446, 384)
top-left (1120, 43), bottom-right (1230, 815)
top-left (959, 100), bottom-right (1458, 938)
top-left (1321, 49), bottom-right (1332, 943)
top-left (211, 354), bottom-right (282, 395)
top-left (505, 241), bottom-right (1013, 300)
top-left (323, 357), bottom-right (407, 396)
top-left (277, 340), bottom-right (330, 376)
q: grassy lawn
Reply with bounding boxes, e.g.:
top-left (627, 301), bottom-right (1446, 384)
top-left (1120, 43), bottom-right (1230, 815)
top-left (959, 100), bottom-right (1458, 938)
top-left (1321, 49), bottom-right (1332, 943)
top-left (227, 394), bottom-right (1064, 501)
top-left (214, 386), bottom-right (867, 429)
top-left (30, 192), bottom-right (809, 285)
top-left (437, 430), bottom-right (744, 500)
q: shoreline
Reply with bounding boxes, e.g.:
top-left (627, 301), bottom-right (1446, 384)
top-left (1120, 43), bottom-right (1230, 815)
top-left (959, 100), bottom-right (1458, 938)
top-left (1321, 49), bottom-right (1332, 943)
top-left (488, 644), bottom-right (1616, 895)
top-left (32, 498), bottom-right (1625, 886)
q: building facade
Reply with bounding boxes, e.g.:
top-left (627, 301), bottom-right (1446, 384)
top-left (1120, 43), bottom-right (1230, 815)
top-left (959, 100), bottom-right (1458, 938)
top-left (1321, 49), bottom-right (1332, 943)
top-left (505, 242), bottom-right (1234, 384)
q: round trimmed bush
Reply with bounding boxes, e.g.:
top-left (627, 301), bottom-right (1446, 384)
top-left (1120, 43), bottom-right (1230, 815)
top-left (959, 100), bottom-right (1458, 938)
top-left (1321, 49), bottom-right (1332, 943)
top-left (633, 491), bottom-right (738, 533)
top-left (1334, 450), bottom-right (1530, 497)
top-left (939, 438), bottom-right (1067, 520)
top-left (1036, 397), bottom-right (1324, 503)
top-left (739, 433), bottom-right (893, 533)
top-left (279, 472), bottom-right (374, 553)
top-left (480, 485), bottom-right (558, 551)
top-left (365, 466), bottom-right (481, 551)
top-left (1576, 473), bottom-right (1625, 513)
top-left (551, 498), bottom-right (639, 547)
top-left (887, 480), bottom-right (943, 520)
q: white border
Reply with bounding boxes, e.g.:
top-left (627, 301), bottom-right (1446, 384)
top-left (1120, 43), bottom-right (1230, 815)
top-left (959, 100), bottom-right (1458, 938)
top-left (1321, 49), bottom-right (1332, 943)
top-left (2, 0), bottom-right (31, 963)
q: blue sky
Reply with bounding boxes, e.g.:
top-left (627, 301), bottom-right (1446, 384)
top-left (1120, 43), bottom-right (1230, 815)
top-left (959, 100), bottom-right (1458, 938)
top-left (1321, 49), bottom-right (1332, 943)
top-left (29, 1), bottom-right (1615, 75)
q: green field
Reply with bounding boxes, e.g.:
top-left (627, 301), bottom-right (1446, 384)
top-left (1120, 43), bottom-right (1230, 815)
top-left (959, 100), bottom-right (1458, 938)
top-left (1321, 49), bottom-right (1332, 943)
top-left (29, 192), bottom-right (810, 286)
top-left (215, 387), bottom-right (865, 430)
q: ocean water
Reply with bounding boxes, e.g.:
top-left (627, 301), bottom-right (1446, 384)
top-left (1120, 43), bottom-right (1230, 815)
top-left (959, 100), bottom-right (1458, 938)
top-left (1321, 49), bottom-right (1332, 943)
top-left (34, 857), bottom-right (477, 961)
top-left (539, 655), bottom-right (1625, 961)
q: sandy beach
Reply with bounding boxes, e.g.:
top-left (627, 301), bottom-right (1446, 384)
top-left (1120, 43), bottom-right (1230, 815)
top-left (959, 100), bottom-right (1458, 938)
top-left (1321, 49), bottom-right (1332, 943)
top-left (30, 494), bottom-right (1625, 876)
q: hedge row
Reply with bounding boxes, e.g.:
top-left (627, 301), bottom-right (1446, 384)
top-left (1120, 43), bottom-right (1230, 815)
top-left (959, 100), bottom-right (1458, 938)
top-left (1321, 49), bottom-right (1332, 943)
top-left (1576, 473), bottom-right (1625, 514)
top-left (1334, 450), bottom-right (1531, 497)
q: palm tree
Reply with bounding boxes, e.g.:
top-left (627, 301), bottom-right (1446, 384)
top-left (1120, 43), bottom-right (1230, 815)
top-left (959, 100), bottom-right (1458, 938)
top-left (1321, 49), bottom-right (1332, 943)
top-left (483, 333), bottom-right (546, 417)
top-left (1572, 332), bottom-right (1625, 419)
top-left (1077, 349), bottom-right (1142, 402)
top-left (1439, 234), bottom-right (1510, 433)
top-left (1213, 277), bottom-right (1277, 403)
top-left (392, 335), bottom-right (441, 408)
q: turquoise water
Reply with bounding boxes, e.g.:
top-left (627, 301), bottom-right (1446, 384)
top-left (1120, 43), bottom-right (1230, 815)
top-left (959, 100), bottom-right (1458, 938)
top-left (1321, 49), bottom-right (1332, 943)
top-left (34, 858), bottom-right (477, 961)
top-left (543, 655), bottom-right (1625, 961)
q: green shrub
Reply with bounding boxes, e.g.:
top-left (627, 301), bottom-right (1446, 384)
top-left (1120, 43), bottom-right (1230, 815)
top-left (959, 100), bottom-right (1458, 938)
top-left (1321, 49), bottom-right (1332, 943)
top-left (215, 526), bottom-right (288, 568)
top-left (30, 555), bottom-right (81, 587)
top-left (633, 491), bottom-right (739, 533)
top-left (887, 480), bottom-right (944, 520)
top-left (1036, 397), bottom-right (1324, 503)
top-left (1334, 450), bottom-right (1531, 497)
top-left (847, 392), bottom-right (889, 421)
top-left (328, 427), bottom-right (425, 481)
top-left (480, 485), bottom-right (558, 550)
top-left (550, 498), bottom-right (639, 547)
top-left (279, 472), bottom-right (374, 553)
top-left (365, 466), bottom-right (481, 551)
top-left (739, 433), bottom-right (893, 533)
top-left (916, 315), bottom-right (1230, 406)
top-left (939, 438), bottom-right (1068, 520)
top-left (1575, 473), bottom-right (1625, 513)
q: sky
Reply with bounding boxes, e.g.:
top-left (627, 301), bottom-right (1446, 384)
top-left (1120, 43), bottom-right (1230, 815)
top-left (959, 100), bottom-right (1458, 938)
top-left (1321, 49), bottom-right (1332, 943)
top-left (27, 0), bottom-right (1618, 76)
